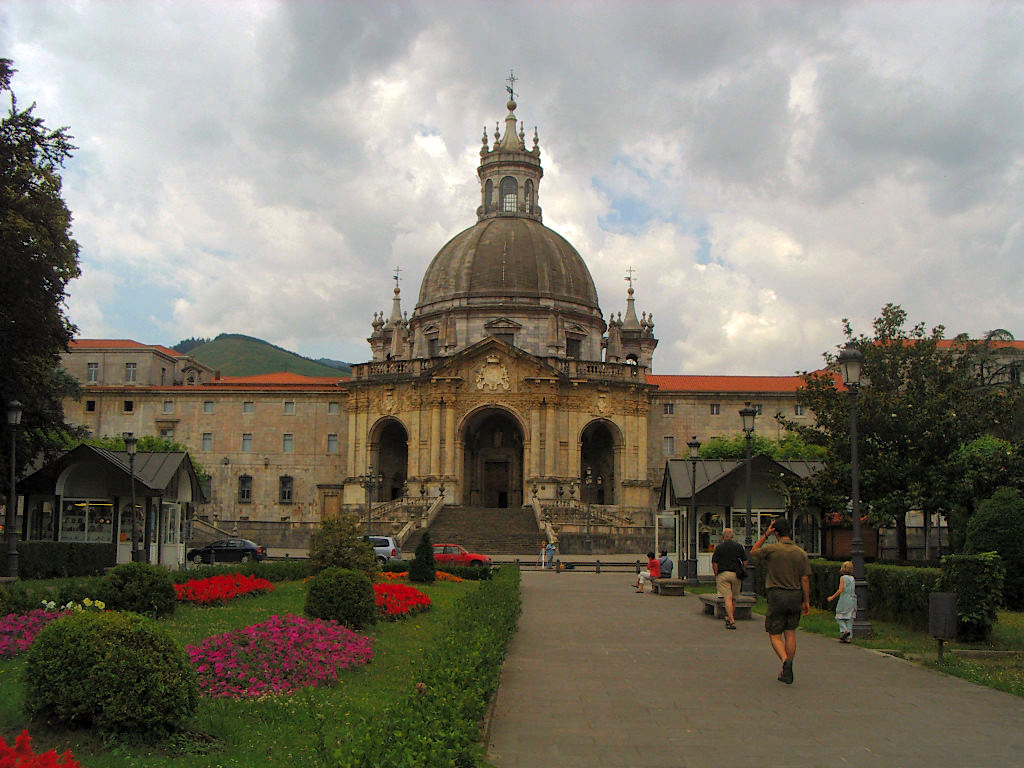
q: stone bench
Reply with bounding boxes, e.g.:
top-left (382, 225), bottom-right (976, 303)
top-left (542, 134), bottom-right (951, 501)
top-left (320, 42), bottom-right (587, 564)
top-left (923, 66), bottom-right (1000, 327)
top-left (650, 578), bottom-right (685, 596)
top-left (699, 593), bottom-right (757, 620)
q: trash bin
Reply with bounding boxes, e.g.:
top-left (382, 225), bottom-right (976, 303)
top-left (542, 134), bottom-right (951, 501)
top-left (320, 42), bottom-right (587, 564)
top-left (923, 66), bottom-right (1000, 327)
top-left (929, 592), bottom-right (957, 640)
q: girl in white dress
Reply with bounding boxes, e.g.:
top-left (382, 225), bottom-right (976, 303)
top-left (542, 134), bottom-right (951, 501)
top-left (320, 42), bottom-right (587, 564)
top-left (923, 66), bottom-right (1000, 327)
top-left (827, 560), bottom-right (856, 643)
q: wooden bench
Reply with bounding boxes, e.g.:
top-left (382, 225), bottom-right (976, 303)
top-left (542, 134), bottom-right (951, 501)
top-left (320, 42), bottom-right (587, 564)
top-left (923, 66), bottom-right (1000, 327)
top-left (650, 578), bottom-right (685, 596)
top-left (699, 593), bottom-right (757, 620)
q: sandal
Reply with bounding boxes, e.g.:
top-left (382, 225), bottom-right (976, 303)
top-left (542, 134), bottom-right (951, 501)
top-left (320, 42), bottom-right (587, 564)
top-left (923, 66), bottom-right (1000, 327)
top-left (725, 620), bottom-right (736, 630)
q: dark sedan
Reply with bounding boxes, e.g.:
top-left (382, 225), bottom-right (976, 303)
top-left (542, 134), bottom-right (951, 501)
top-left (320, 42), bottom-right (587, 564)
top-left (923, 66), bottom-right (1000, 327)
top-left (187, 538), bottom-right (266, 565)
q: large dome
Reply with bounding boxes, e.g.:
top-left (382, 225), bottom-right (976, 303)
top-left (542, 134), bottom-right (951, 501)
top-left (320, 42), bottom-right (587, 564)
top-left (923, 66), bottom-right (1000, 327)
top-left (416, 217), bottom-right (599, 314)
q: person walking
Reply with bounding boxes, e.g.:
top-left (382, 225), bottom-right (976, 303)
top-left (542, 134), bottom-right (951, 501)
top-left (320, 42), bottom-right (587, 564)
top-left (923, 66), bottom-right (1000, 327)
top-left (749, 517), bottom-right (810, 684)
top-left (827, 560), bottom-right (856, 643)
top-left (711, 528), bottom-right (747, 629)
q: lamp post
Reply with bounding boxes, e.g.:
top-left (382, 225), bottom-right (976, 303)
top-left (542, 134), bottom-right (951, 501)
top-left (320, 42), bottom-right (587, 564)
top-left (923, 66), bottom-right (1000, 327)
top-left (739, 402), bottom-right (757, 594)
top-left (5, 401), bottom-right (23, 579)
top-left (122, 432), bottom-right (143, 563)
top-left (686, 436), bottom-right (701, 584)
top-left (360, 465), bottom-right (383, 535)
top-left (838, 343), bottom-right (873, 637)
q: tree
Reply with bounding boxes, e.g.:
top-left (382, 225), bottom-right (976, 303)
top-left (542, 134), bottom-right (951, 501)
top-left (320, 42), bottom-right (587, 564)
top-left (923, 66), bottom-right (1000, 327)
top-left (964, 487), bottom-right (1024, 610)
top-left (409, 530), bottom-right (436, 583)
top-left (0, 58), bottom-right (82, 500)
top-left (784, 304), bottom-right (1016, 561)
top-left (308, 513), bottom-right (377, 573)
top-left (66, 433), bottom-right (210, 483)
top-left (698, 433), bottom-right (825, 461)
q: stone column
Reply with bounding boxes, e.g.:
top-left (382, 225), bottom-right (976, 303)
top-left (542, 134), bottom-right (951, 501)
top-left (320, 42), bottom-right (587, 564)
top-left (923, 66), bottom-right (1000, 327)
top-left (529, 408), bottom-right (541, 479)
top-left (443, 403), bottom-right (455, 477)
top-left (430, 399), bottom-right (441, 477)
top-left (544, 401), bottom-right (556, 477)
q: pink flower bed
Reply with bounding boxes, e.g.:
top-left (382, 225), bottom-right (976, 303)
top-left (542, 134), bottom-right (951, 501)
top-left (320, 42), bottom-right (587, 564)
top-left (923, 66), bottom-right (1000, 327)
top-left (374, 583), bottom-right (432, 620)
top-left (0, 729), bottom-right (81, 768)
top-left (0, 610), bottom-right (69, 659)
top-left (186, 613), bottom-right (373, 698)
top-left (174, 573), bottom-right (275, 605)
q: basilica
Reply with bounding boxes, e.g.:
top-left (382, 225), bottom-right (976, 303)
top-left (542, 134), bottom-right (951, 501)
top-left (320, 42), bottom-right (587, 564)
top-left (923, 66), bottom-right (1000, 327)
top-left (55, 88), bottom-right (818, 561)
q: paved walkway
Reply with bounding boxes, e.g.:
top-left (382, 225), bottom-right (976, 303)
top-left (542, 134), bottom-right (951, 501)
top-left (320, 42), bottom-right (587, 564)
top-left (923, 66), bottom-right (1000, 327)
top-left (486, 571), bottom-right (1024, 768)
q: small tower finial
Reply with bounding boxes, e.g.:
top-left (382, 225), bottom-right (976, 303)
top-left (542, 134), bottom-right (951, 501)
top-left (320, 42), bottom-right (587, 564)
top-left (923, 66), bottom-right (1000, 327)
top-left (506, 69), bottom-right (517, 102)
top-left (625, 265), bottom-right (636, 292)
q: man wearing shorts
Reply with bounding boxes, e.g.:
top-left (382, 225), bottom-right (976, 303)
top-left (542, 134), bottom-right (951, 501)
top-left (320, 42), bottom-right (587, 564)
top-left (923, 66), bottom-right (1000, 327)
top-left (749, 517), bottom-right (810, 684)
top-left (711, 528), bottom-right (746, 629)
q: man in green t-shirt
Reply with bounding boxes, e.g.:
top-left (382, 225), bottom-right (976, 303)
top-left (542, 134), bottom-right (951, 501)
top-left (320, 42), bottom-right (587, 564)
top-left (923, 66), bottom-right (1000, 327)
top-left (749, 517), bottom-right (810, 684)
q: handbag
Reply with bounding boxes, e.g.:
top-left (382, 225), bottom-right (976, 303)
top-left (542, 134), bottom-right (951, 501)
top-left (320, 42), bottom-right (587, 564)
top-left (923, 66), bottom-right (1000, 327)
top-left (734, 562), bottom-right (748, 581)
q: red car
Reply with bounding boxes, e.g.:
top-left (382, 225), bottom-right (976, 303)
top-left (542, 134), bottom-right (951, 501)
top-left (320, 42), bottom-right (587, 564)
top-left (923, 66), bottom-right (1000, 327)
top-left (432, 543), bottom-right (492, 567)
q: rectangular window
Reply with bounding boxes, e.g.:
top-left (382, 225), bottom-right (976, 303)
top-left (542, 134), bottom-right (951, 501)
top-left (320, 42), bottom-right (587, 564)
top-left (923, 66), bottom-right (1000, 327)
top-left (241, 433), bottom-right (253, 452)
top-left (794, 403), bottom-right (806, 416)
top-left (710, 403), bottom-right (720, 415)
top-left (124, 362), bottom-right (136, 383)
top-left (85, 400), bottom-right (96, 412)
top-left (565, 338), bottom-right (581, 358)
top-left (754, 403), bottom-right (763, 416)
top-left (160, 427), bottom-right (174, 440)
top-left (328, 401), bottom-right (341, 415)
top-left (203, 400), bottom-right (214, 414)
top-left (238, 475), bottom-right (252, 504)
top-left (327, 433), bottom-right (339, 454)
top-left (663, 436), bottom-right (675, 456)
top-left (162, 400), bottom-right (173, 414)
top-left (663, 402), bottom-right (675, 415)
top-left (427, 337), bottom-right (440, 357)
top-left (279, 476), bottom-right (294, 504)
top-left (243, 401), bottom-right (254, 413)
top-left (123, 400), bottom-right (134, 413)
top-left (282, 433), bottom-right (294, 453)
top-left (86, 362), bottom-right (98, 382)
top-left (202, 432), bottom-right (213, 451)
top-left (284, 401), bottom-right (295, 414)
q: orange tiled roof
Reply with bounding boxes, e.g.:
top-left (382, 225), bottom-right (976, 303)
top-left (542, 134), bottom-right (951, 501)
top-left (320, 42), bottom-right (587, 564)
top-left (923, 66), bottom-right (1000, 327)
top-left (647, 374), bottom-right (805, 393)
top-left (214, 372), bottom-right (344, 386)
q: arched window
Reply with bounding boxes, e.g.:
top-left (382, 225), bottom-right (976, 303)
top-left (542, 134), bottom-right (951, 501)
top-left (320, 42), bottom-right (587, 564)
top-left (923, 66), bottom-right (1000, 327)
top-left (525, 179), bottom-right (534, 213)
top-left (484, 179), bottom-right (493, 212)
top-left (500, 176), bottom-right (518, 212)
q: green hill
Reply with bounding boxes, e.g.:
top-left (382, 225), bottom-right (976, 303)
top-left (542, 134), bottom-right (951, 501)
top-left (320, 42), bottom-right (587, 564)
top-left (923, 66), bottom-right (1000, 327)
top-left (187, 334), bottom-right (351, 377)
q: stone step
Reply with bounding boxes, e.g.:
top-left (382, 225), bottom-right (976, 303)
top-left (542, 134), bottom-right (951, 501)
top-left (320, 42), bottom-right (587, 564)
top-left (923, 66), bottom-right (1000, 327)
top-left (405, 505), bottom-right (545, 555)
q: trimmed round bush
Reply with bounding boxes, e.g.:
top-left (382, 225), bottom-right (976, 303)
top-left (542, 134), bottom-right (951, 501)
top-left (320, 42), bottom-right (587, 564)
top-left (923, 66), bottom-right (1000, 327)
top-left (304, 567), bottom-right (376, 630)
top-left (98, 562), bottom-right (176, 617)
top-left (23, 610), bottom-right (198, 736)
top-left (965, 486), bottom-right (1024, 610)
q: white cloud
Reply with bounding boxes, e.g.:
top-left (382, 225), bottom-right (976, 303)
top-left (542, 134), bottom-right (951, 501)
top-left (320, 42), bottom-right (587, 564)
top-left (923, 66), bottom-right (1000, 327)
top-left (3, 0), bottom-right (1022, 372)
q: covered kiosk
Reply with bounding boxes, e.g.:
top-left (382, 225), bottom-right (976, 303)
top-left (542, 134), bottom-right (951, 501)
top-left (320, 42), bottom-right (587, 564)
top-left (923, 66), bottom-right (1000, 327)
top-left (658, 455), bottom-right (823, 576)
top-left (17, 444), bottom-right (203, 568)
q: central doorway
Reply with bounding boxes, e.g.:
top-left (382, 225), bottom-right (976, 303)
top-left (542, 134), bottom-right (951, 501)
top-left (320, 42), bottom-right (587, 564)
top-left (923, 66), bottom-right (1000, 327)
top-left (462, 408), bottom-right (524, 508)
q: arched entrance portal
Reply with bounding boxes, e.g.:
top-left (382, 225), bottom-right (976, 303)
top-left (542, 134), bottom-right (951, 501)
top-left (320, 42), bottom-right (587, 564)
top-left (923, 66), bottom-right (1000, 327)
top-left (461, 408), bottom-right (524, 508)
top-left (580, 420), bottom-right (617, 505)
top-left (372, 419), bottom-right (409, 501)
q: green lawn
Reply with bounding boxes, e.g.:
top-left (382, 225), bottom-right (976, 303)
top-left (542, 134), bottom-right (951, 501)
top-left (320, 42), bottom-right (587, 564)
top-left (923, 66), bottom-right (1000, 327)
top-left (0, 579), bottom-right (480, 767)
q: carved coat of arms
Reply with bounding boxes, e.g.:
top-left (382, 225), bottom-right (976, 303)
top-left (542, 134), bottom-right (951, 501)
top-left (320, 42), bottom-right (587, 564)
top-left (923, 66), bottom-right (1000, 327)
top-left (476, 355), bottom-right (510, 392)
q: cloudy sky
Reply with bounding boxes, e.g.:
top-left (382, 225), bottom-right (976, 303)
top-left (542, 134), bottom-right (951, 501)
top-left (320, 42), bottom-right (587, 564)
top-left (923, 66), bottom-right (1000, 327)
top-left (3, 1), bottom-right (1022, 375)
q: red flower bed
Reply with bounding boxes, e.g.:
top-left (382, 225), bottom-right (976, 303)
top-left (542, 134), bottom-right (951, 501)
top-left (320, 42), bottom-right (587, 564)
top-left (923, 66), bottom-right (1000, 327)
top-left (175, 573), bottom-right (275, 605)
top-left (373, 583), bottom-right (431, 620)
top-left (0, 730), bottom-right (81, 767)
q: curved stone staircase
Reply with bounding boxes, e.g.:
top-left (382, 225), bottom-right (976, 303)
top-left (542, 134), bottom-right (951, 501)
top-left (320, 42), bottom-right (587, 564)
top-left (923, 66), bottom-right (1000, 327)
top-left (404, 505), bottom-right (545, 556)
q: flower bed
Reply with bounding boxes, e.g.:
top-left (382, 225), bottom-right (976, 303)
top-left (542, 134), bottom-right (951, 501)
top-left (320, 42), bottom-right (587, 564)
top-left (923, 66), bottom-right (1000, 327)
top-left (374, 583), bottom-right (432, 620)
top-left (186, 613), bottom-right (373, 698)
top-left (0, 729), bottom-right (81, 767)
top-left (0, 610), bottom-right (69, 659)
top-left (379, 570), bottom-right (463, 583)
top-left (175, 572), bottom-right (275, 605)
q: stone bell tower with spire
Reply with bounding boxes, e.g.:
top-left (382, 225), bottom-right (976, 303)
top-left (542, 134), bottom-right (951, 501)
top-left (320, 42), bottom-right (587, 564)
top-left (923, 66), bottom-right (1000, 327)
top-left (368, 268), bottom-right (411, 362)
top-left (603, 267), bottom-right (658, 370)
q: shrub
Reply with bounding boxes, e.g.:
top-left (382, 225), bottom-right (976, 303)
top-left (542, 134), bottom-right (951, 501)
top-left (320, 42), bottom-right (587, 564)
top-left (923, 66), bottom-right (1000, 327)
top-left (23, 610), bottom-right (198, 736)
top-left (0, 576), bottom-right (104, 617)
top-left (964, 487), bottom-right (1024, 610)
top-left (309, 513), bottom-right (377, 574)
top-left (175, 558), bottom-right (317, 583)
top-left (305, 567), bottom-right (377, 630)
top-left (98, 562), bottom-right (177, 617)
top-left (0, 730), bottom-right (81, 767)
top-left (409, 531), bottom-right (436, 583)
top-left (16, 542), bottom-right (115, 579)
top-left (938, 552), bottom-right (1005, 642)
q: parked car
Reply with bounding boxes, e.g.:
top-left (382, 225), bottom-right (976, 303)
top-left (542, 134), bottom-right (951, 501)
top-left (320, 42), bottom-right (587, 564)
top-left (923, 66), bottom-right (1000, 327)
top-left (187, 538), bottom-right (266, 565)
top-left (363, 535), bottom-right (402, 565)
top-left (432, 543), bottom-right (492, 567)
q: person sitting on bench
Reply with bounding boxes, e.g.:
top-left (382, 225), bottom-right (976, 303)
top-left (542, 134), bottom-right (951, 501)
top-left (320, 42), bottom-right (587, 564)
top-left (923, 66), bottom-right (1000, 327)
top-left (657, 549), bottom-right (674, 579)
top-left (634, 551), bottom-right (661, 593)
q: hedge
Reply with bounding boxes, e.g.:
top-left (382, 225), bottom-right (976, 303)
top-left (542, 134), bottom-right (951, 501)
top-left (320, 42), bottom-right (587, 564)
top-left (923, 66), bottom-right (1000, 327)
top-left (938, 552), bottom-right (1005, 642)
top-left (16, 543), bottom-right (115, 579)
top-left (333, 565), bottom-right (521, 767)
top-left (380, 562), bottom-right (493, 581)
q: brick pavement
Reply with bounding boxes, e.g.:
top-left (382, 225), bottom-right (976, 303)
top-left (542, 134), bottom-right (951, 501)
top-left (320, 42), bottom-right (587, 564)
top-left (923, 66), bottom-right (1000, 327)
top-left (485, 570), bottom-right (1024, 768)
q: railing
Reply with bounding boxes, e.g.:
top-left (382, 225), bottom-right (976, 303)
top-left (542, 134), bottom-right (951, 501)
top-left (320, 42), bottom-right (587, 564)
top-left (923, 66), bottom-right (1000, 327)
top-left (348, 355), bottom-right (646, 382)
